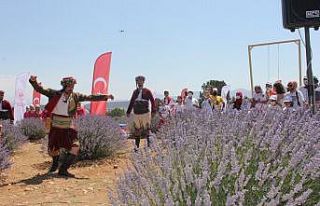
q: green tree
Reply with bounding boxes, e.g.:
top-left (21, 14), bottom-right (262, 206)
top-left (108, 108), bottom-right (125, 117)
top-left (201, 80), bottom-right (227, 95)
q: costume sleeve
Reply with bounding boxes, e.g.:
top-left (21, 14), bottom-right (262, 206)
top-left (29, 79), bottom-right (56, 97)
top-left (6, 101), bottom-right (14, 121)
top-left (76, 93), bottom-right (109, 102)
top-left (126, 90), bottom-right (136, 115)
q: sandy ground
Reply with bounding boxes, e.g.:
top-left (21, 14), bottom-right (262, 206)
top-left (0, 142), bottom-right (133, 206)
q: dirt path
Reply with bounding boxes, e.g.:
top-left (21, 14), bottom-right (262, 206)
top-left (0, 142), bottom-right (132, 206)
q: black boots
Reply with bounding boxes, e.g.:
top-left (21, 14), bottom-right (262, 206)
top-left (48, 156), bottom-right (59, 173)
top-left (58, 153), bottom-right (77, 178)
top-left (48, 152), bottom-right (77, 177)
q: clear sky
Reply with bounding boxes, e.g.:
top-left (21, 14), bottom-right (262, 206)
top-left (0, 0), bottom-right (319, 103)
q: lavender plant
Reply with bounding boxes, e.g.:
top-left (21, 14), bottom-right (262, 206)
top-left (76, 115), bottom-right (126, 160)
top-left (1, 121), bottom-right (27, 151)
top-left (18, 118), bottom-right (46, 140)
top-left (150, 113), bottom-right (162, 133)
top-left (0, 141), bottom-right (10, 173)
top-left (111, 108), bottom-right (320, 206)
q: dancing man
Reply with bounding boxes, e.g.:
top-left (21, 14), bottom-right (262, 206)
top-left (29, 75), bottom-right (114, 177)
top-left (127, 75), bottom-right (156, 151)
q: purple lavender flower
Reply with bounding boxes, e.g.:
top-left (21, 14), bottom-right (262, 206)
top-left (76, 115), bottom-right (126, 160)
top-left (2, 121), bottom-right (27, 151)
top-left (111, 109), bottom-right (320, 205)
top-left (0, 141), bottom-right (11, 172)
top-left (18, 118), bottom-right (46, 140)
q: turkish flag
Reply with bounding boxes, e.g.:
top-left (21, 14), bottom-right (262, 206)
top-left (90, 52), bottom-right (112, 115)
top-left (32, 83), bottom-right (41, 106)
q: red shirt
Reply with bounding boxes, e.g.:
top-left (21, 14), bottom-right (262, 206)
top-left (164, 96), bottom-right (173, 105)
top-left (76, 107), bottom-right (86, 117)
top-left (0, 100), bottom-right (14, 120)
top-left (24, 111), bottom-right (41, 119)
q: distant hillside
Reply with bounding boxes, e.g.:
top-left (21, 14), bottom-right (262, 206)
top-left (84, 101), bottom-right (130, 112)
top-left (108, 101), bottom-right (130, 110)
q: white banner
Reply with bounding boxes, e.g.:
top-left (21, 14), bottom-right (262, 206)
top-left (14, 72), bottom-right (30, 124)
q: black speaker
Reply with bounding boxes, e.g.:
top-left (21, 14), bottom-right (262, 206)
top-left (282, 0), bottom-right (320, 31)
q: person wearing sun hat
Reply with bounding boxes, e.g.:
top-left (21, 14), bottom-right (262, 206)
top-left (29, 75), bottom-right (114, 177)
top-left (283, 95), bottom-right (294, 111)
top-left (268, 95), bottom-right (281, 109)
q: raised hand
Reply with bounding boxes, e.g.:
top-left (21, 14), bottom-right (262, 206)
top-left (108, 94), bottom-right (114, 100)
top-left (30, 75), bottom-right (37, 82)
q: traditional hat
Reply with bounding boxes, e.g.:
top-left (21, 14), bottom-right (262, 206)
top-left (135, 75), bottom-right (145, 81)
top-left (61, 77), bottom-right (77, 87)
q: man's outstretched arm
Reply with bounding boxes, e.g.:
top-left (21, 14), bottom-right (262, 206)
top-left (29, 75), bottom-right (57, 97)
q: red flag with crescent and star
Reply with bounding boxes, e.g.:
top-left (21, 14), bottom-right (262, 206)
top-left (32, 83), bottom-right (41, 106)
top-left (90, 52), bottom-right (112, 115)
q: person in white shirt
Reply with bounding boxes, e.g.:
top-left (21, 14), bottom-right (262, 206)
top-left (172, 96), bottom-right (185, 116)
top-left (285, 81), bottom-right (305, 109)
top-left (251, 85), bottom-right (267, 109)
top-left (299, 77), bottom-right (309, 103)
top-left (184, 91), bottom-right (199, 110)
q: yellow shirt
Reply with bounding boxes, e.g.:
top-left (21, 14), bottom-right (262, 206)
top-left (209, 95), bottom-right (224, 109)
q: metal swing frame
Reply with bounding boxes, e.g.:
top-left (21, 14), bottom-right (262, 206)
top-left (248, 39), bottom-right (302, 96)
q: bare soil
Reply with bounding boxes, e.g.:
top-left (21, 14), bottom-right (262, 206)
top-left (0, 142), bottom-right (133, 206)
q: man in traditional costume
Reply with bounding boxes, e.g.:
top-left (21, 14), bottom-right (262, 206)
top-left (0, 90), bottom-right (14, 122)
top-left (29, 75), bottom-right (114, 177)
top-left (127, 75), bottom-right (156, 151)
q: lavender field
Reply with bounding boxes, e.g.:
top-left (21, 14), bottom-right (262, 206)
top-left (0, 121), bottom-right (27, 178)
top-left (111, 108), bottom-right (320, 205)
